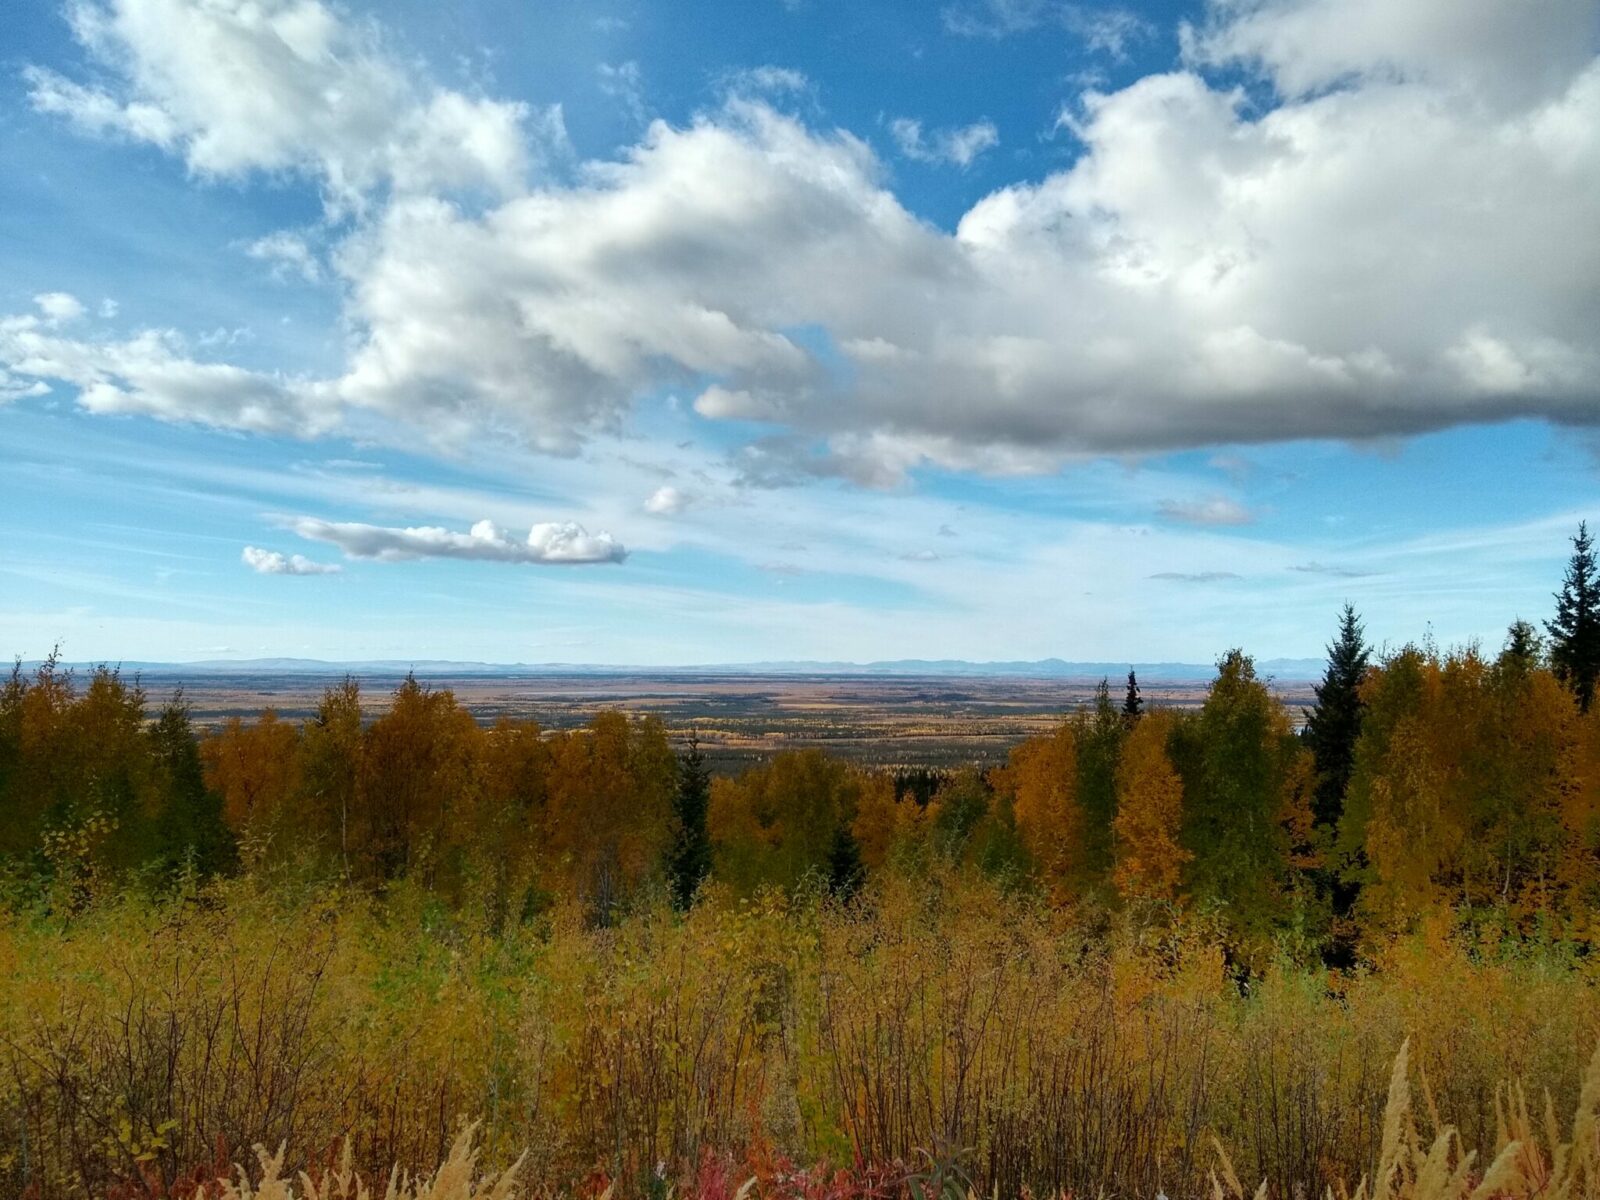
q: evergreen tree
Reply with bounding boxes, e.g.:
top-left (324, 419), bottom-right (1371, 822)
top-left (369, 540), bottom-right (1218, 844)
top-left (1073, 679), bottom-right (1123, 883)
top-left (149, 692), bottom-right (236, 882)
top-left (826, 820), bottom-right (865, 898)
top-left (1547, 521), bottom-right (1600, 712)
top-left (1502, 619), bottom-right (1544, 670)
top-left (1303, 604), bottom-right (1370, 832)
top-left (668, 731), bottom-right (713, 910)
top-left (1122, 669), bottom-right (1143, 724)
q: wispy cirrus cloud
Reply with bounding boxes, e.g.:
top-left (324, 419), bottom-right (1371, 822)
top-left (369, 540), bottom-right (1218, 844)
top-left (888, 117), bottom-right (999, 168)
top-left (1290, 561), bottom-right (1379, 579)
top-left (1156, 497), bottom-right (1256, 527)
top-left (1149, 570), bottom-right (1242, 583)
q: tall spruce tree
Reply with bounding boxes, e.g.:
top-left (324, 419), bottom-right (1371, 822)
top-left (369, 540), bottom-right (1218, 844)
top-left (1503, 619), bottom-right (1544, 669)
top-left (1547, 521), bottom-right (1600, 712)
top-left (1303, 604), bottom-right (1370, 832)
top-left (1122, 669), bottom-right (1143, 723)
top-left (668, 731), bottom-right (713, 910)
top-left (149, 692), bottom-right (236, 882)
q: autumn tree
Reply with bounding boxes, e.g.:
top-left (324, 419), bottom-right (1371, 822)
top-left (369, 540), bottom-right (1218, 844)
top-left (994, 721), bottom-right (1082, 898)
top-left (546, 711), bottom-right (675, 922)
top-left (475, 716), bottom-right (551, 929)
top-left (358, 674), bottom-right (483, 888)
top-left (1548, 521), bottom-right (1600, 712)
top-left (708, 749), bottom-right (868, 894)
top-left (201, 710), bottom-right (301, 867)
top-left (1341, 644), bottom-right (1586, 938)
top-left (851, 769), bottom-right (914, 871)
top-left (296, 678), bottom-right (364, 877)
top-left (1112, 710), bottom-right (1190, 903)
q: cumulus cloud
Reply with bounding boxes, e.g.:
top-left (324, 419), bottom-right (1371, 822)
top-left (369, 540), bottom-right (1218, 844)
top-left (1157, 497), bottom-right (1256, 526)
top-left (644, 485), bottom-right (693, 515)
top-left (889, 117), bottom-right (999, 167)
top-left (25, 0), bottom-right (565, 214)
top-left (11, 0), bottom-right (1600, 475)
top-left (290, 517), bottom-right (627, 564)
top-left (242, 545), bottom-right (341, 575)
top-left (1184, 0), bottom-right (1598, 110)
top-left (34, 292), bottom-right (86, 323)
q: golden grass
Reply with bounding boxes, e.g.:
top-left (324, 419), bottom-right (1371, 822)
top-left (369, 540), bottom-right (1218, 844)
top-left (2, 875), bottom-right (1597, 1199)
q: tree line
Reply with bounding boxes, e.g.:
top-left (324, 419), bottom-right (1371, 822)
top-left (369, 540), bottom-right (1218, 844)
top-left (4, 525), bottom-right (1600, 960)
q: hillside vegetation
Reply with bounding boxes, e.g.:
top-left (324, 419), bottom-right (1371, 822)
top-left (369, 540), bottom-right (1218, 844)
top-left (6, 533), bottom-right (1600, 1198)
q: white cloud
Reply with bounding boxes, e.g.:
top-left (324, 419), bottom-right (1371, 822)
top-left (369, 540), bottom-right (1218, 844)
top-left (721, 66), bottom-right (810, 97)
top-left (0, 310), bottom-right (332, 434)
top-left (246, 230), bottom-right (321, 282)
top-left (34, 292), bottom-right (87, 323)
top-left (644, 485), bottom-right (693, 515)
top-left (889, 117), bottom-right (999, 168)
top-left (943, 0), bottom-right (1150, 53)
top-left (25, 0), bottom-right (565, 214)
top-left (12, 0), bottom-right (1600, 476)
top-left (598, 61), bottom-right (646, 125)
top-left (242, 545), bottom-right (341, 575)
top-left (1184, 0), bottom-right (1599, 110)
top-left (0, 371), bottom-right (51, 402)
top-left (290, 516), bottom-right (627, 564)
top-left (1157, 496), bottom-right (1256, 526)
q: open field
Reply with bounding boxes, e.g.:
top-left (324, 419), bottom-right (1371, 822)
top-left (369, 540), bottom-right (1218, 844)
top-left (148, 671), bottom-right (1319, 771)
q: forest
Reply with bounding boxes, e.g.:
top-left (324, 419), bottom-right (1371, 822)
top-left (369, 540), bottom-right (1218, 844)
top-left (3, 530), bottom-right (1600, 1200)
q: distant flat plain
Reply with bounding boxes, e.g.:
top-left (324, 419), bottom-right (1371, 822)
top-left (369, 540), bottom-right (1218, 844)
top-left (145, 670), bottom-right (1320, 772)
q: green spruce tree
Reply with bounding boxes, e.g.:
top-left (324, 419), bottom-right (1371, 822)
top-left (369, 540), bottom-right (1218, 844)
top-left (149, 692), bottom-right (236, 883)
top-left (1073, 678), bottom-right (1123, 884)
top-left (826, 820), bottom-right (865, 898)
top-left (1122, 669), bottom-right (1143, 724)
top-left (1502, 619), bottom-right (1545, 671)
top-left (1547, 522), bottom-right (1600, 712)
top-left (1303, 604), bottom-right (1370, 832)
top-left (668, 731), bottom-right (713, 910)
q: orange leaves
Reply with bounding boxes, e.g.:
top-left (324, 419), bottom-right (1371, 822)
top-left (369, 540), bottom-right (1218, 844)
top-left (544, 712), bottom-right (676, 914)
top-left (201, 710), bottom-right (301, 862)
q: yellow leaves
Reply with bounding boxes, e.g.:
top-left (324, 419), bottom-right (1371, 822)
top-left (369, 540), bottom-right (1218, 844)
top-left (1112, 711), bottom-right (1190, 903)
top-left (850, 773), bottom-right (910, 870)
top-left (997, 721), bottom-right (1082, 896)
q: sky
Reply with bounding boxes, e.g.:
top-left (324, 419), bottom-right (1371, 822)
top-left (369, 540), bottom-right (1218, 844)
top-left (2, 0), bottom-right (1599, 667)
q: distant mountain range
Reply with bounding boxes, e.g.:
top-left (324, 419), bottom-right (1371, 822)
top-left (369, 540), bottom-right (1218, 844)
top-left (29, 656), bottom-right (1329, 682)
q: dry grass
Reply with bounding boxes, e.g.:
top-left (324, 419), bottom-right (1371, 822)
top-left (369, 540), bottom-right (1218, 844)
top-left (2, 876), bottom-right (1596, 1199)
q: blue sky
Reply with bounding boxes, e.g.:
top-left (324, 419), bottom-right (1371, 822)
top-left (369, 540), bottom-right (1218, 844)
top-left (2, 0), bottom-right (1599, 665)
